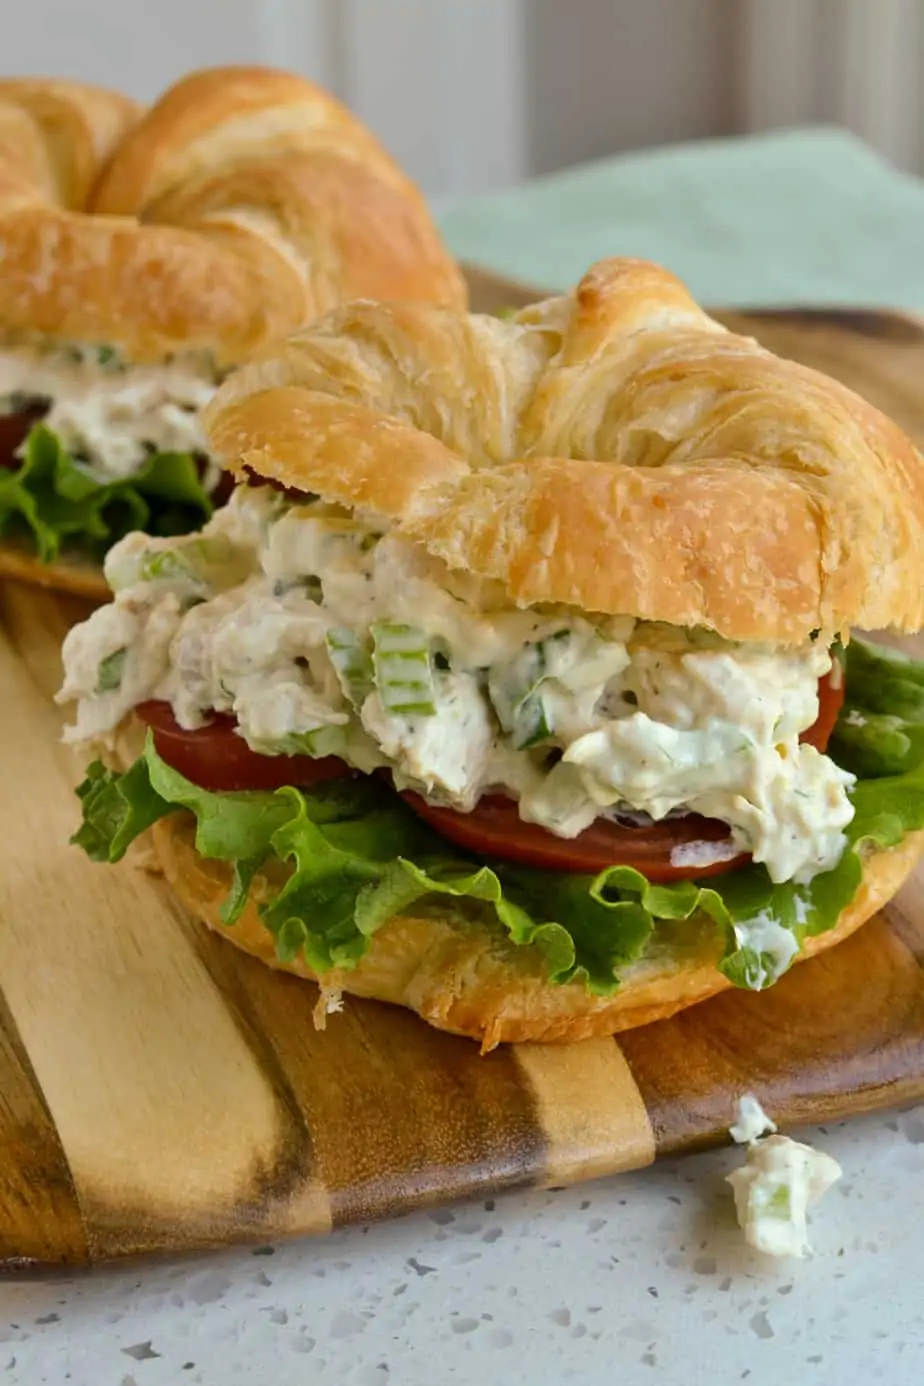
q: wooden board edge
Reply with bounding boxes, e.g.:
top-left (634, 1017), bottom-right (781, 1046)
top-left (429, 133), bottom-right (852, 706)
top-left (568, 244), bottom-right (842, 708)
top-left (461, 260), bottom-right (924, 336)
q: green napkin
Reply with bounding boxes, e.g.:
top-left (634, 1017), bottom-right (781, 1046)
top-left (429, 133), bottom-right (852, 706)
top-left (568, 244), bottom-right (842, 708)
top-left (440, 127), bottom-right (924, 309)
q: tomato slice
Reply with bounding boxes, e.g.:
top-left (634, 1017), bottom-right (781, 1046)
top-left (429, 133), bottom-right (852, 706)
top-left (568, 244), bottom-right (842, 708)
top-left (401, 667), bottom-right (846, 881)
top-left (0, 406), bottom-right (47, 466)
top-left (402, 792), bottom-right (749, 882)
top-left (135, 701), bottom-right (350, 793)
top-left (799, 665), bottom-right (844, 753)
top-left (138, 666), bottom-right (844, 877)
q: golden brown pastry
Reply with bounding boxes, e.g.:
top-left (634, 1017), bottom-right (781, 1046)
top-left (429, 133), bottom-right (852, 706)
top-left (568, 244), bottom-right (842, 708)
top-left (0, 66), bottom-right (465, 597)
top-left (207, 258), bottom-right (924, 644)
top-left (0, 66), bottom-right (464, 361)
top-left (60, 258), bottom-right (924, 1048)
top-left (154, 815), bottom-right (924, 1049)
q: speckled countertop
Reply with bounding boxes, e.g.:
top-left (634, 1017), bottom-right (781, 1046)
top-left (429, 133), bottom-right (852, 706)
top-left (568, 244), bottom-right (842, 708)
top-left (9, 1105), bottom-right (923, 1385)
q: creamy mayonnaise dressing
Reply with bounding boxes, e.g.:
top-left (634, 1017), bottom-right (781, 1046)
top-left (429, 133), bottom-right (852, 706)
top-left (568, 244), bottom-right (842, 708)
top-left (0, 343), bottom-right (220, 480)
top-left (57, 487), bottom-right (856, 883)
top-left (727, 1094), bottom-right (842, 1258)
top-left (730, 909), bottom-right (802, 987)
top-left (729, 1093), bottom-right (777, 1145)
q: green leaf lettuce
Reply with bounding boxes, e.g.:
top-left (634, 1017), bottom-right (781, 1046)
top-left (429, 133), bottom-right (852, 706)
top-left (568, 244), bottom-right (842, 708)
top-left (0, 424), bottom-right (213, 563)
top-left (70, 634), bottom-right (924, 999)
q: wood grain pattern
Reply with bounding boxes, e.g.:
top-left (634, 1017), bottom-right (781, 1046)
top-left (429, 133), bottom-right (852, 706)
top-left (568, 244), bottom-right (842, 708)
top-left (0, 264), bottom-right (923, 1264)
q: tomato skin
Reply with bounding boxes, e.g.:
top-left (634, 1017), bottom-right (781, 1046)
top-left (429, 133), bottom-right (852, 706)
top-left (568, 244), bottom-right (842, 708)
top-left (402, 792), bottom-right (749, 882)
top-left (799, 665), bottom-right (844, 753)
top-left (135, 701), bottom-right (350, 792)
top-left (0, 407), bottom-right (47, 465)
top-left (138, 666), bottom-right (844, 878)
top-left (402, 667), bottom-right (844, 879)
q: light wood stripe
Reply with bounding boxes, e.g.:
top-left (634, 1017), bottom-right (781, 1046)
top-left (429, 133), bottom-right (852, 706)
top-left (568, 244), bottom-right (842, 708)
top-left (515, 1037), bottom-right (656, 1185)
top-left (0, 581), bottom-right (97, 706)
top-left (181, 933), bottom-right (548, 1227)
top-left (0, 621), bottom-right (331, 1255)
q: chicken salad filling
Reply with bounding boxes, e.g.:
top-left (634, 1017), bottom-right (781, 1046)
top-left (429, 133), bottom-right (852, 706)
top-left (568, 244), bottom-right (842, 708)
top-left (59, 485), bottom-right (856, 887)
top-left (0, 341), bottom-right (221, 482)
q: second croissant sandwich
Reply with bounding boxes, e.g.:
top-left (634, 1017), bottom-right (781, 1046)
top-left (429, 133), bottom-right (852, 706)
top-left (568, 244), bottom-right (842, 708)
top-left (0, 66), bottom-right (464, 598)
top-left (59, 258), bottom-right (924, 1048)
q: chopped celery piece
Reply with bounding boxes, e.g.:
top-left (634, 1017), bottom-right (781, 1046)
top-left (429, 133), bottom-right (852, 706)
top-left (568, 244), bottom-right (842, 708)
top-left (326, 628), bottom-right (375, 708)
top-left (760, 1184), bottom-right (794, 1219)
top-left (96, 647), bottom-right (127, 694)
top-left (141, 550), bottom-right (195, 583)
top-left (488, 633), bottom-right (569, 749)
top-left (275, 725), bottom-right (348, 759)
top-left (137, 534), bottom-right (233, 586)
top-left (371, 622), bottom-right (436, 716)
top-left (516, 691), bottom-right (553, 748)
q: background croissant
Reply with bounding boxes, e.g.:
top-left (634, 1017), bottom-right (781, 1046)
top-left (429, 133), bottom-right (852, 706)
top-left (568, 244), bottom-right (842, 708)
top-left (0, 66), bottom-right (465, 598)
top-left (0, 66), bottom-right (466, 362)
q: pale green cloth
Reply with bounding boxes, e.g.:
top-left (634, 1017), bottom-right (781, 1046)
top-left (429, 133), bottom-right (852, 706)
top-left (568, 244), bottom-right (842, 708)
top-left (440, 128), bottom-right (924, 309)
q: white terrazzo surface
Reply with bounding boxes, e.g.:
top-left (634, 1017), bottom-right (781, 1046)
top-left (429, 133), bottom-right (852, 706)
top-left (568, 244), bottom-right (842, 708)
top-left (6, 1104), bottom-right (923, 1386)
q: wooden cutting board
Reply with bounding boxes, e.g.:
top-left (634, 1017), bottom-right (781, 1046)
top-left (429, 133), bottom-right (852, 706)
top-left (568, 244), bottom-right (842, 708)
top-left (2, 265), bottom-right (924, 1267)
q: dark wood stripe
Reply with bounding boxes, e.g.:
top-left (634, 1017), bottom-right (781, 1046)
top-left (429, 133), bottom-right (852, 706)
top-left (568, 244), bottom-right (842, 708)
top-left (319, 1003), bottom-right (547, 1226)
top-left (167, 880), bottom-right (546, 1231)
top-left (462, 261), bottom-right (540, 313)
top-left (219, 962), bottom-right (546, 1226)
top-left (621, 914), bottom-right (924, 1155)
top-left (719, 306), bottom-right (924, 343)
top-left (0, 987), bottom-right (88, 1265)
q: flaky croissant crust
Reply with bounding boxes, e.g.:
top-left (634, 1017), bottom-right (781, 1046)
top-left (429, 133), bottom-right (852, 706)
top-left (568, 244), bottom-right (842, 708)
top-left (0, 67), bottom-right (465, 365)
top-left (206, 257), bottom-right (924, 643)
top-left (154, 814), bottom-right (924, 1048)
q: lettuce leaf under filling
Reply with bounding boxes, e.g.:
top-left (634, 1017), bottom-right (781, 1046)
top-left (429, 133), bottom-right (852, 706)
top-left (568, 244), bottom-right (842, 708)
top-left (69, 640), bottom-right (924, 995)
top-left (0, 424), bottom-right (213, 563)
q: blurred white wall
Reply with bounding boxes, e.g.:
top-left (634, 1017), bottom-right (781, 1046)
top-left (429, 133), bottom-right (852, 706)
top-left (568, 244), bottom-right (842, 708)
top-left (3, 0), bottom-right (923, 198)
top-left (524, 0), bottom-right (735, 173)
top-left (2, 0), bottom-right (269, 100)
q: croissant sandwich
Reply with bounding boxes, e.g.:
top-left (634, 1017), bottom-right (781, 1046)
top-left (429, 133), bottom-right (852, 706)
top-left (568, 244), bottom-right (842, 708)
top-left (59, 258), bottom-right (924, 1048)
top-left (0, 67), bottom-right (465, 599)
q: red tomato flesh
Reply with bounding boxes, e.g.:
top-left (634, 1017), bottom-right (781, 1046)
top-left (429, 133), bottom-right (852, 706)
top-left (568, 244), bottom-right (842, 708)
top-left (400, 666), bottom-right (845, 881)
top-left (136, 667), bottom-right (844, 879)
top-left (0, 407), bottom-right (47, 465)
top-left (135, 701), bottom-right (350, 793)
top-left (800, 661), bottom-right (845, 751)
top-left (401, 791), bottom-right (749, 881)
